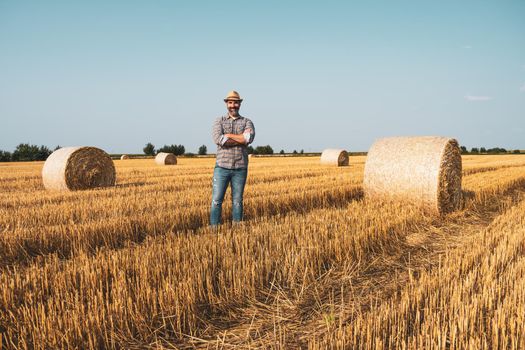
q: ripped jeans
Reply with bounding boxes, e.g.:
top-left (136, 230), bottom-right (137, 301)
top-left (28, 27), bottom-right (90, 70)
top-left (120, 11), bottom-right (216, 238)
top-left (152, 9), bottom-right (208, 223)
top-left (210, 166), bottom-right (248, 226)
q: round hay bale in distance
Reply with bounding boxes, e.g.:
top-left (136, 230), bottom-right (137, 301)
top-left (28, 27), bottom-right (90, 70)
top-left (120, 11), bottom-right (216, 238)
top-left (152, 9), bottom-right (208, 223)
top-left (120, 154), bottom-right (130, 160)
top-left (363, 136), bottom-right (462, 214)
top-left (320, 149), bottom-right (349, 166)
top-left (42, 147), bottom-right (116, 191)
top-left (155, 152), bottom-right (177, 165)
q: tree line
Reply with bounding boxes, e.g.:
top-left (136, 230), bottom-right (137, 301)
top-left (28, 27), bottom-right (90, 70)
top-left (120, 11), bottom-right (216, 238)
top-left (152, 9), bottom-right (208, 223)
top-left (142, 143), bottom-right (279, 156)
top-left (143, 143), bottom-right (188, 156)
top-left (0, 143), bottom-right (521, 162)
top-left (459, 146), bottom-right (521, 154)
top-left (0, 144), bottom-right (55, 162)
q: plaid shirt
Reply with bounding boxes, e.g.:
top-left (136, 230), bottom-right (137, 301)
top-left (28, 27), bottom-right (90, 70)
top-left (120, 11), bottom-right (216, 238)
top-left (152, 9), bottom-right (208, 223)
top-left (212, 115), bottom-right (255, 169)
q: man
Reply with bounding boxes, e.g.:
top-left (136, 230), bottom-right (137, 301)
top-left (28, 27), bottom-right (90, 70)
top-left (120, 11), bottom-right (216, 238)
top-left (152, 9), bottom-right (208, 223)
top-left (210, 90), bottom-right (255, 226)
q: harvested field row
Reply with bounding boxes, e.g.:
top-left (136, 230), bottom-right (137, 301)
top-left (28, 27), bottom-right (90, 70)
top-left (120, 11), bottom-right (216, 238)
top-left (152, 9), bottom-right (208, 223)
top-left (188, 190), bottom-right (525, 349)
top-left (1, 155), bottom-right (520, 195)
top-left (463, 163), bottom-right (525, 176)
top-left (0, 168), bottom-right (362, 228)
top-left (2, 155), bottom-right (525, 349)
top-left (0, 157), bottom-right (361, 199)
top-left (311, 194), bottom-right (525, 349)
top-left (1, 159), bottom-right (524, 267)
top-left (0, 182), bottom-right (363, 269)
top-left (0, 165), bottom-right (358, 206)
top-left (5, 158), bottom-right (523, 231)
top-left (1, 171), bottom-right (524, 349)
top-left (0, 198), bottom-right (438, 348)
top-left (2, 161), bottom-right (524, 270)
top-left (461, 154), bottom-right (525, 168)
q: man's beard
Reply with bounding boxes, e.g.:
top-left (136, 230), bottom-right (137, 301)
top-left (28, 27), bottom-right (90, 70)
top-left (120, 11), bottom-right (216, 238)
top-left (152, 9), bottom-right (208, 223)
top-left (228, 108), bottom-right (239, 116)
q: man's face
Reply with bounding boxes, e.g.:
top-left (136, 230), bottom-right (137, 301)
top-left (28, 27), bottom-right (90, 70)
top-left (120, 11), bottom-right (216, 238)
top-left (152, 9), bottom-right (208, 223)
top-left (226, 100), bottom-right (241, 117)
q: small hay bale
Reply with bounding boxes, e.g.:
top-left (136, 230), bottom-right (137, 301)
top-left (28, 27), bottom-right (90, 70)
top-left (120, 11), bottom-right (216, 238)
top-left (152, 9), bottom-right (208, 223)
top-left (155, 152), bottom-right (177, 165)
top-left (320, 149), bottom-right (349, 166)
top-left (363, 136), bottom-right (462, 214)
top-left (42, 147), bottom-right (116, 191)
top-left (120, 154), bottom-right (130, 160)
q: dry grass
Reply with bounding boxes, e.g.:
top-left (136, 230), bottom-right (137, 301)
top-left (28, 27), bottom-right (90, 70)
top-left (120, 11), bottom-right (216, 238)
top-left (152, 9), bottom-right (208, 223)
top-left (1, 155), bottom-right (524, 349)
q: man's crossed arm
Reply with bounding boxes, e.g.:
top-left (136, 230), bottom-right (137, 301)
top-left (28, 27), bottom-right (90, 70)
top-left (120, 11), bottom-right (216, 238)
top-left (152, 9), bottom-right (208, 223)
top-left (222, 128), bottom-right (252, 147)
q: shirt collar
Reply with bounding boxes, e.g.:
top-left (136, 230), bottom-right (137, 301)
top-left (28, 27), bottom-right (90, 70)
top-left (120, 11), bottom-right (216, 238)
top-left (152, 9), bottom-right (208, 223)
top-left (226, 113), bottom-right (241, 120)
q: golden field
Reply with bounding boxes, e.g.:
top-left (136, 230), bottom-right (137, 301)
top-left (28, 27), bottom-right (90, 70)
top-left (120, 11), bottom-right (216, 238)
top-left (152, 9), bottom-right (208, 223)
top-left (1, 155), bottom-right (525, 349)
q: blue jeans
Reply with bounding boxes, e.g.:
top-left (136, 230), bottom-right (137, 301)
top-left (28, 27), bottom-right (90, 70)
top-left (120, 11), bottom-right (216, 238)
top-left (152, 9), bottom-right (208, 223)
top-left (210, 166), bottom-right (248, 226)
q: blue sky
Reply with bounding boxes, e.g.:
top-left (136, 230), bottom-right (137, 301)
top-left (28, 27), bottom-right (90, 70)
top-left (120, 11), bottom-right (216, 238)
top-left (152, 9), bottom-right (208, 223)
top-left (1, 0), bottom-right (524, 153)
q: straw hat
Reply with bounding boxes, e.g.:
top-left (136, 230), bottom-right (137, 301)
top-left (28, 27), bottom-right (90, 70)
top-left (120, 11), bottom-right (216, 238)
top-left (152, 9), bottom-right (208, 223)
top-left (224, 90), bottom-right (243, 102)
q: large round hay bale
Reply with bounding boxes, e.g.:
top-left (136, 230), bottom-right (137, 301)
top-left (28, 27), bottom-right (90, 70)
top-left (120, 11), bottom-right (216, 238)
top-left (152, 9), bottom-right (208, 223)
top-left (155, 152), bottom-right (177, 165)
top-left (320, 149), bottom-right (349, 166)
top-left (363, 136), bottom-right (462, 214)
top-left (42, 147), bottom-right (116, 191)
top-left (120, 154), bottom-right (129, 160)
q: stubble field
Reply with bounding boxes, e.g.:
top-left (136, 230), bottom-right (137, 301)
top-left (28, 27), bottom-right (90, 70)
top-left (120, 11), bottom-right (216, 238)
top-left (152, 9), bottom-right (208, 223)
top-left (1, 155), bottom-right (525, 349)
